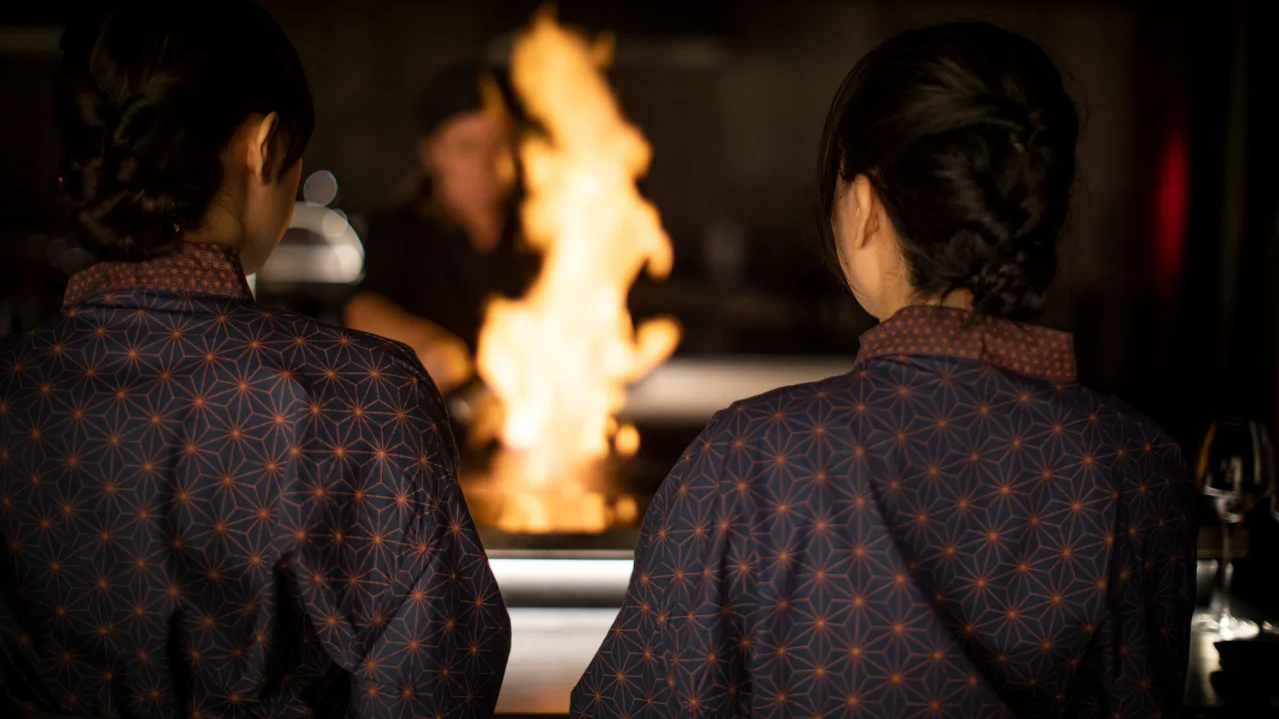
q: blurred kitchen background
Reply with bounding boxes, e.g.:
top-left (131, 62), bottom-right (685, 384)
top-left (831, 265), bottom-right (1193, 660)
top-left (3, 0), bottom-right (1279, 714)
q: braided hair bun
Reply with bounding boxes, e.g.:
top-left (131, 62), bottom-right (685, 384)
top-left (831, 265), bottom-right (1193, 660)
top-left (54, 0), bottom-right (313, 261)
top-left (817, 22), bottom-right (1079, 320)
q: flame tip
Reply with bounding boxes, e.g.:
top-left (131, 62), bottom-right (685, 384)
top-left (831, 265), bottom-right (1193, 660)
top-left (591, 32), bottom-right (616, 68)
top-left (533, 2), bottom-right (557, 21)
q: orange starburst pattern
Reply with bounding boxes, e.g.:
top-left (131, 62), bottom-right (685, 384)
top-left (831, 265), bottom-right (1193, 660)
top-left (571, 306), bottom-right (1195, 717)
top-left (1, 244), bottom-right (510, 716)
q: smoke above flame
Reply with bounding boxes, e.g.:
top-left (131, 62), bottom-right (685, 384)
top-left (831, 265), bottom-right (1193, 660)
top-left (473, 8), bottom-right (680, 533)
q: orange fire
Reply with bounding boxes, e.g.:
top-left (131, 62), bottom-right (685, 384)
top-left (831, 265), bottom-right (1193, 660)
top-left (474, 8), bottom-right (680, 533)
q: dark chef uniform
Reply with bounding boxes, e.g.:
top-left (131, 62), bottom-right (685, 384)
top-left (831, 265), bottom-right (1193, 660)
top-left (0, 243), bottom-right (510, 718)
top-left (361, 204), bottom-right (537, 354)
top-left (572, 306), bottom-right (1196, 718)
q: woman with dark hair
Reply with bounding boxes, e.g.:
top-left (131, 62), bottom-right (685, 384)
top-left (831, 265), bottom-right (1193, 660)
top-left (345, 65), bottom-right (537, 396)
top-left (0, 3), bottom-right (509, 717)
top-left (573, 22), bottom-right (1194, 718)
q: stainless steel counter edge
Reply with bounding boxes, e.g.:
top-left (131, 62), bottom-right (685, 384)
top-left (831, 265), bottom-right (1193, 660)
top-left (489, 552), bottom-right (636, 606)
top-left (487, 553), bottom-right (636, 713)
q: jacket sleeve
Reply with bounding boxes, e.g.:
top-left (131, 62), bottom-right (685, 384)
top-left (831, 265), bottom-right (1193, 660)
top-left (286, 355), bottom-right (511, 719)
top-left (1090, 425), bottom-right (1196, 718)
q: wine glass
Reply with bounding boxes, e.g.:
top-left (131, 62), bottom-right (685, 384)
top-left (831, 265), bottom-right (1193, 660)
top-left (1268, 441), bottom-right (1279, 636)
top-left (1193, 417), bottom-right (1274, 639)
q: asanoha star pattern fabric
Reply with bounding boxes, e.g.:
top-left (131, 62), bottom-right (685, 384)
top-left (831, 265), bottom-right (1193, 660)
top-left (572, 306), bottom-right (1194, 719)
top-left (0, 244), bottom-right (510, 718)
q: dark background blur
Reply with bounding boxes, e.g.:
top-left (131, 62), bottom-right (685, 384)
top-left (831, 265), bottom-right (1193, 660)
top-left (7, 0), bottom-right (1278, 440)
top-left (2, 0), bottom-right (1279, 588)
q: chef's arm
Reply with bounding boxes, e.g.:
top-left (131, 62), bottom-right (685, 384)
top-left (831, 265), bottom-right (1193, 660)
top-left (344, 291), bottom-right (474, 393)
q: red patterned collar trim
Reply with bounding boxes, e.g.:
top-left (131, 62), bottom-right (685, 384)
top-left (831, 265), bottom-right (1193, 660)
top-left (856, 305), bottom-right (1077, 383)
top-left (62, 243), bottom-right (253, 308)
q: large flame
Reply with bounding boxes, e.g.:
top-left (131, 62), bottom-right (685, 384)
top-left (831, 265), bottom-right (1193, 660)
top-left (474, 8), bottom-right (680, 533)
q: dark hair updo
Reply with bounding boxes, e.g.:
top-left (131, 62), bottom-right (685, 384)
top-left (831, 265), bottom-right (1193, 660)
top-left (818, 22), bottom-right (1079, 320)
top-left (54, 0), bottom-right (314, 261)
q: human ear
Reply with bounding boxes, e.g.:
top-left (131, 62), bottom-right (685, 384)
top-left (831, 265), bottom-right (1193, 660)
top-left (244, 112), bottom-right (280, 182)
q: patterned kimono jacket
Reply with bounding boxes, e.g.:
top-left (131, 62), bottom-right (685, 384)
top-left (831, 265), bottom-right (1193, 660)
top-left (573, 306), bottom-right (1195, 719)
top-left (0, 244), bottom-right (509, 718)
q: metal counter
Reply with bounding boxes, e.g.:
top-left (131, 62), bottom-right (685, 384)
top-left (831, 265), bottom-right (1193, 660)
top-left (490, 552), bottom-right (634, 714)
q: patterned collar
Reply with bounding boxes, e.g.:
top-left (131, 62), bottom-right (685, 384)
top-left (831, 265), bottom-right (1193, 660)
top-left (856, 305), bottom-right (1077, 383)
top-left (62, 243), bottom-right (253, 308)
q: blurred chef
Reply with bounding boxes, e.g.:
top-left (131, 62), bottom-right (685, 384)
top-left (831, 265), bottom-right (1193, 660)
top-left (345, 64), bottom-right (536, 394)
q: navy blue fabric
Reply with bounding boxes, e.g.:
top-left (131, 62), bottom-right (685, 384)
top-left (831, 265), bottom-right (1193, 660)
top-left (573, 307), bottom-right (1195, 718)
top-left (0, 246), bottom-right (509, 718)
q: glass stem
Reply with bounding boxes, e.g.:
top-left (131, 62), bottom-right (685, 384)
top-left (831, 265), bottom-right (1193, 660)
top-left (1220, 522), bottom-right (1233, 621)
